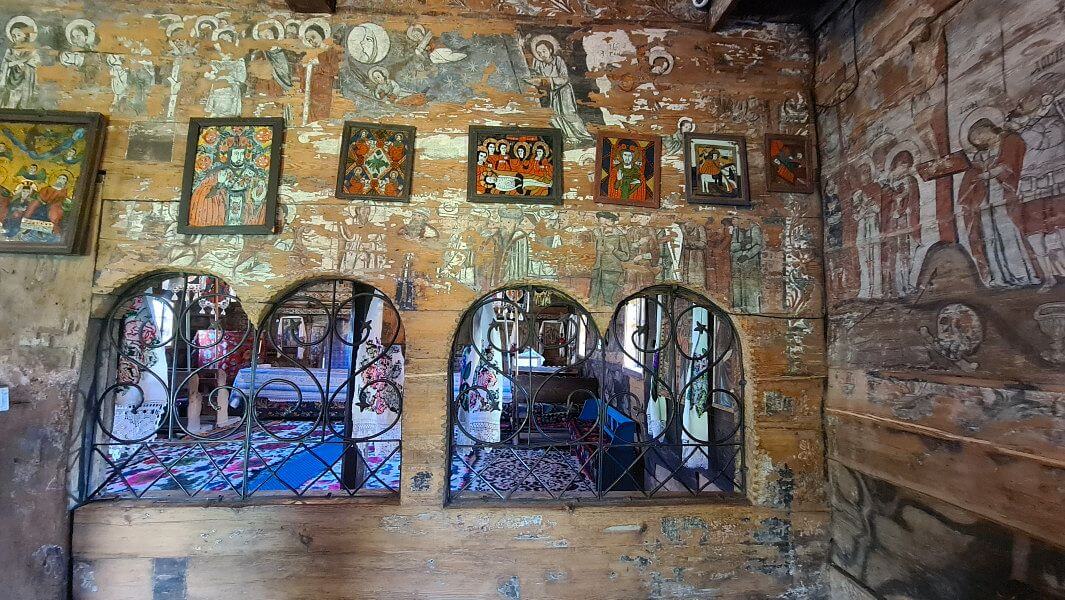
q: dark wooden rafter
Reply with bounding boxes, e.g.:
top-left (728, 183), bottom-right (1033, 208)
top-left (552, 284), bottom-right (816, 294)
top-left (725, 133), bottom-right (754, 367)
top-left (709, 0), bottom-right (828, 30)
top-left (707, 0), bottom-right (743, 31)
top-left (284, 0), bottom-right (336, 13)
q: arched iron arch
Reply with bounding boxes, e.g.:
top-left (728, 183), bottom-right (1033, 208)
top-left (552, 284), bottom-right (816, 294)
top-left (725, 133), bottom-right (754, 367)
top-left (80, 274), bottom-right (404, 501)
top-left (252, 278), bottom-right (404, 496)
top-left (81, 272), bottom-right (253, 501)
top-left (446, 284), bottom-right (602, 502)
top-left (445, 283), bottom-right (746, 503)
top-left (607, 284), bottom-right (745, 496)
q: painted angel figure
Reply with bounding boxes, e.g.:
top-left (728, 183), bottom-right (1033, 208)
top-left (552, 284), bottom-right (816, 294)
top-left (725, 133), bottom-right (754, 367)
top-left (523, 34), bottom-right (593, 147)
top-left (406, 24), bottom-right (467, 64)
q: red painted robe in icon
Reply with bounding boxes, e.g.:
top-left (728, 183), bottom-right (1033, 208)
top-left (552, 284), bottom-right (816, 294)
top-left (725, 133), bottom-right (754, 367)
top-left (475, 162), bottom-right (490, 194)
top-left (958, 132), bottom-right (1039, 285)
top-left (386, 142), bottom-right (406, 168)
top-left (31, 184), bottom-right (69, 233)
top-left (770, 140), bottom-right (805, 186)
top-left (384, 179), bottom-right (400, 197)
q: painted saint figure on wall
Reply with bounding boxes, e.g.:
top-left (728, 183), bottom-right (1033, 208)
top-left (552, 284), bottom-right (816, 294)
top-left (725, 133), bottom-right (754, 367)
top-left (958, 118), bottom-right (1040, 288)
top-left (524, 34), bottom-right (593, 148)
top-left (853, 188), bottom-right (882, 299)
top-left (0, 17), bottom-right (40, 109)
top-left (250, 19), bottom-right (300, 123)
top-left (730, 222), bottom-right (762, 313)
top-left (298, 19), bottom-right (341, 125)
top-left (680, 221), bottom-right (707, 289)
top-left (881, 151), bottom-right (922, 297)
top-left (589, 211), bottom-right (632, 305)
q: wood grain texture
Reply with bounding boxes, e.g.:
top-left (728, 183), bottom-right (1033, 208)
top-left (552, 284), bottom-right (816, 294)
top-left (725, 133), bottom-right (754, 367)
top-left (816, 0), bottom-right (1065, 594)
top-left (0, 0), bottom-right (829, 598)
top-left (72, 501), bottom-right (829, 600)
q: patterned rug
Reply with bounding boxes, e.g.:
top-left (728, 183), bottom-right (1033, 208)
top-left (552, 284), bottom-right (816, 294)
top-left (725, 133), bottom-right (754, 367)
top-left (450, 446), bottom-right (595, 499)
top-left (98, 420), bottom-right (400, 498)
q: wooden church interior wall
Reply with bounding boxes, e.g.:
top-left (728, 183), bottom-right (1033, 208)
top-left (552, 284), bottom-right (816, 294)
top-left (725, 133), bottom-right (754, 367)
top-left (815, 0), bottom-right (1065, 597)
top-left (0, 0), bottom-right (835, 597)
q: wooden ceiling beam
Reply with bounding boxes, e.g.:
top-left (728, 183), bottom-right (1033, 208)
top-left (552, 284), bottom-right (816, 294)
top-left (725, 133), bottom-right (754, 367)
top-left (707, 0), bottom-right (742, 31)
top-left (284, 0), bottom-right (336, 13)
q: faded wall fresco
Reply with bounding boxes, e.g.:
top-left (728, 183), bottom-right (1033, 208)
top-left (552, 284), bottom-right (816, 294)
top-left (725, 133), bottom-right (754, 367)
top-left (816, 0), bottom-right (1065, 595)
top-left (0, 0), bottom-right (830, 598)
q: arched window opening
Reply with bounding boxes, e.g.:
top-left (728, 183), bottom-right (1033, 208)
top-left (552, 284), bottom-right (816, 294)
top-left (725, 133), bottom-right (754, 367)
top-left (608, 285), bottom-right (744, 497)
top-left (82, 275), bottom-right (403, 501)
top-left (446, 284), bottom-right (744, 503)
top-left (448, 286), bottom-right (601, 501)
top-left (247, 279), bottom-right (403, 496)
top-left (83, 273), bottom-right (253, 500)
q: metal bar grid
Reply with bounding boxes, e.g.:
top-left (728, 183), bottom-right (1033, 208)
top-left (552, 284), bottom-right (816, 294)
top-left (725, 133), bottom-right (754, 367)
top-left (446, 284), bottom-right (745, 503)
top-left (82, 274), bottom-right (404, 502)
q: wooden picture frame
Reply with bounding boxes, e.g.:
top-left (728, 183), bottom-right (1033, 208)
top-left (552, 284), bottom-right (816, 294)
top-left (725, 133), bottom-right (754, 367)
top-left (0, 110), bottom-right (106, 255)
top-left (467, 125), bottom-right (564, 205)
top-left (335, 121), bottom-right (416, 202)
top-left (593, 131), bottom-right (662, 209)
top-left (765, 133), bottom-right (815, 194)
top-left (683, 132), bottom-right (751, 207)
top-left (178, 117), bottom-right (284, 235)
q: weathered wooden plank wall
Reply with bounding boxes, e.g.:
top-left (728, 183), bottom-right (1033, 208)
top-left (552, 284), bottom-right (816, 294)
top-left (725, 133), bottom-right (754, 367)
top-left (814, 0), bottom-right (1065, 596)
top-left (0, 0), bottom-right (831, 598)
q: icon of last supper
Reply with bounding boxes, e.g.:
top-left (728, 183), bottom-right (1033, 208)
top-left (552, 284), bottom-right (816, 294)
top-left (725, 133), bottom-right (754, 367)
top-left (467, 126), bottom-right (563, 205)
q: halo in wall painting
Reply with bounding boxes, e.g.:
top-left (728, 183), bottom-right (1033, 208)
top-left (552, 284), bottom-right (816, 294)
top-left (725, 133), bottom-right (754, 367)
top-left (178, 117), bottom-right (284, 235)
top-left (336, 122), bottom-right (416, 202)
top-left (765, 133), bottom-right (814, 194)
top-left (683, 132), bottom-right (751, 206)
top-left (467, 126), bottom-right (563, 205)
top-left (0, 110), bottom-right (106, 255)
top-left (593, 131), bottom-right (662, 209)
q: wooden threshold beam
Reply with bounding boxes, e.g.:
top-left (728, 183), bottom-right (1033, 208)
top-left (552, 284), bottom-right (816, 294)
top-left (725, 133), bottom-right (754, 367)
top-left (284, 0), bottom-right (336, 13)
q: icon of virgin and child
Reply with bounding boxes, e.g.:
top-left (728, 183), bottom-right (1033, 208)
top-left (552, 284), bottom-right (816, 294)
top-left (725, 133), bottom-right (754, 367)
top-left (474, 136), bottom-right (555, 197)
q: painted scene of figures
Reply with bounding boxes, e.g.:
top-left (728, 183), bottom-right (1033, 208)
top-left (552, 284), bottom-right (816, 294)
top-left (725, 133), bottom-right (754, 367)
top-left (467, 126), bottom-right (563, 205)
top-left (336, 122), bottom-right (415, 202)
top-left (0, 111), bottom-right (105, 254)
top-left (178, 118), bottom-right (283, 235)
top-left (766, 134), bottom-right (814, 194)
top-left (594, 132), bottom-right (661, 209)
top-left (684, 133), bottom-right (750, 206)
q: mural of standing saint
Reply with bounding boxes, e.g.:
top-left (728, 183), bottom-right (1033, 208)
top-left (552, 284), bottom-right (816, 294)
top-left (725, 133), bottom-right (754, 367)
top-left (958, 118), bottom-right (1040, 288)
top-left (589, 211), bottom-right (632, 305)
top-left (0, 17), bottom-right (40, 109)
top-left (730, 221), bottom-right (763, 313)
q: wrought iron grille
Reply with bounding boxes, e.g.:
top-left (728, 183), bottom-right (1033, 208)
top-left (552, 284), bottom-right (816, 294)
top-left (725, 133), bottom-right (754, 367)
top-left (80, 274), bottom-right (404, 501)
top-left (447, 284), bottom-right (744, 502)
